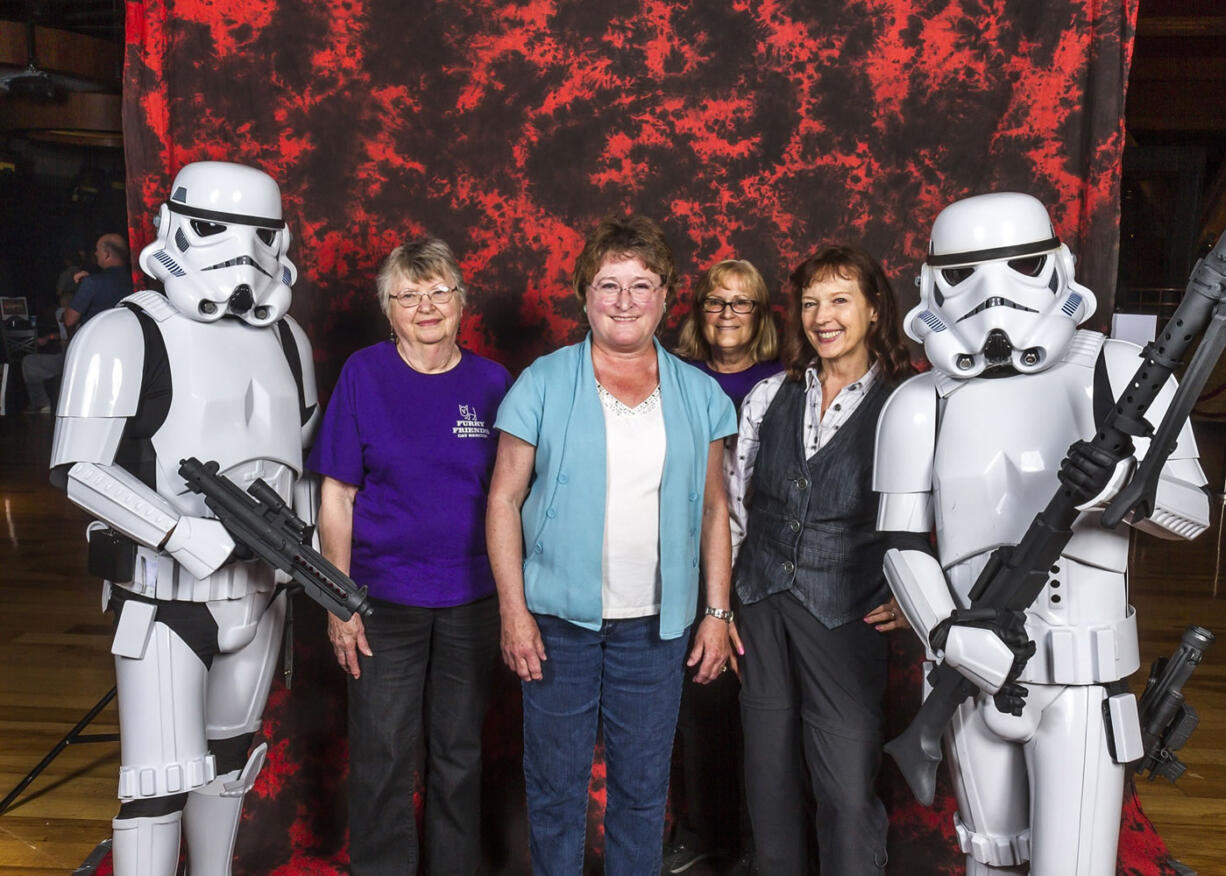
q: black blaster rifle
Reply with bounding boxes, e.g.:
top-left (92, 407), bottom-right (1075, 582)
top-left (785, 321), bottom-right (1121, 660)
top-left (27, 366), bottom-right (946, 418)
top-left (179, 457), bottom-right (373, 621)
top-left (1135, 625), bottom-right (1214, 782)
top-left (886, 229), bottom-right (1226, 806)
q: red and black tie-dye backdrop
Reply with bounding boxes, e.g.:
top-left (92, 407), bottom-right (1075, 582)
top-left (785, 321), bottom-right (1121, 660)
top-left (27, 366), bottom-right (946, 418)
top-left (124, 0), bottom-right (1139, 382)
top-left (114, 1), bottom-right (1182, 874)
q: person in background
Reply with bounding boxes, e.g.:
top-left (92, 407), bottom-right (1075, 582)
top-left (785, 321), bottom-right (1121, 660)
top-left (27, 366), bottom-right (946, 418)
top-left (63, 233), bottom-right (132, 333)
top-left (20, 289), bottom-right (72, 413)
top-left (487, 215), bottom-right (738, 876)
top-left (56, 245), bottom-right (88, 296)
top-left (310, 238), bottom-right (511, 875)
top-left (730, 244), bottom-right (912, 875)
top-left (663, 258), bottom-right (781, 875)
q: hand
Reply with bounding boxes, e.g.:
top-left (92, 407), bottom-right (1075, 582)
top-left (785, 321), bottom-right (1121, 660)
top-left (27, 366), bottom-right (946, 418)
top-left (864, 597), bottom-right (909, 632)
top-left (328, 612), bottom-right (372, 679)
top-left (932, 607), bottom-right (1035, 715)
top-left (1059, 439), bottom-right (1130, 509)
top-left (501, 608), bottom-right (547, 682)
top-left (688, 615), bottom-right (734, 683)
top-left (163, 516), bottom-right (235, 579)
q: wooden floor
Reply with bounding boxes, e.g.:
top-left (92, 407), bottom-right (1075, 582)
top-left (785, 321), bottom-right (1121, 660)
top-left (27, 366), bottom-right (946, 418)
top-left (0, 412), bottom-right (1224, 874)
top-left (0, 413), bottom-right (120, 874)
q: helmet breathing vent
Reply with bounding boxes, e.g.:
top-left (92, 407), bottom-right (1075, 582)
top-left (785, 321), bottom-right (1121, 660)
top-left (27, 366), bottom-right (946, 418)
top-left (282, 266), bottom-right (292, 285)
top-left (174, 228), bottom-right (190, 252)
top-left (153, 250), bottom-right (186, 277)
top-left (919, 310), bottom-right (947, 333)
top-left (1061, 293), bottom-right (1082, 317)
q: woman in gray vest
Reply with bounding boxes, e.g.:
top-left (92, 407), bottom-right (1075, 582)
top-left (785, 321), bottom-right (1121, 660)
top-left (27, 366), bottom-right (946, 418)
top-left (727, 244), bottom-right (914, 875)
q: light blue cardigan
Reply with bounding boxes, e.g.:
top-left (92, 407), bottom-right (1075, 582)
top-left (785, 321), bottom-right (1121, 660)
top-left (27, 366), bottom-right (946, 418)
top-left (494, 335), bottom-right (737, 639)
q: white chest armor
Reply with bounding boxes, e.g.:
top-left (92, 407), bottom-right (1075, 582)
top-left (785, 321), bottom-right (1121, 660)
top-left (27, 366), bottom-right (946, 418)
top-left (931, 335), bottom-right (1112, 569)
top-left (139, 300), bottom-right (302, 601)
top-left (149, 305), bottom-right (303, 513)
top-left (53, 291), bottom-right (309, 603)
top-left (932, 335), bottom-right (1138, 683)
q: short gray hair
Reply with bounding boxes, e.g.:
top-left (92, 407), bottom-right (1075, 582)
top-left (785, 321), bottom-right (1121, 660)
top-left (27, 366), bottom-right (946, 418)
top-left (376, 237), bottom-right (467, 316)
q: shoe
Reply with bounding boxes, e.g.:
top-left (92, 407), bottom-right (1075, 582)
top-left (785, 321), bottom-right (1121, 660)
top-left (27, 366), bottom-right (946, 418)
top-left (662, 841), bottom-right (712, 874)
top-left (725, 851), bottom-right (756, 876)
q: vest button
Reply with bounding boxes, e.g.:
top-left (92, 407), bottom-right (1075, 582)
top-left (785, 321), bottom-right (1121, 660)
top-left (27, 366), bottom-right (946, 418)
top-left (788, 519), bottom-right (801, 533)
top-left (795, 477), bottom-right (809, 490)
top-left (782, 560), bottom-right (795, 574)
top-left (546, 508), bottom-right (557, 519)
top-left (558, 473), bottom-right (569, 484)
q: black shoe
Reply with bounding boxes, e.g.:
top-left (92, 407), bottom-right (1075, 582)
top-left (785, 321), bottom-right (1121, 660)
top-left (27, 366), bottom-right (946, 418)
top-left (662, 841), bottom-right (712, 874)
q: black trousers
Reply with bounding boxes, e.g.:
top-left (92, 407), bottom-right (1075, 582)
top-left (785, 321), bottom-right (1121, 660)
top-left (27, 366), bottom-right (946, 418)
top-left (738, 591), bottom-right (888, 876)
top-left (671, 654), bottom-right (752, 857)
top-left (347, 595), bottom-right (499, 876)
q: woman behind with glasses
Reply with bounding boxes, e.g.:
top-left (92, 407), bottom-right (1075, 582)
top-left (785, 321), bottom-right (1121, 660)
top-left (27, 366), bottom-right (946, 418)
top-left (663, 259), bottom-right (781, 874)
top-left (676, 259), bottom-right (781, 411)
top-left (308, 238), bottom-right (511, 875)
top-left (487, 215), bottom-right (738, 875)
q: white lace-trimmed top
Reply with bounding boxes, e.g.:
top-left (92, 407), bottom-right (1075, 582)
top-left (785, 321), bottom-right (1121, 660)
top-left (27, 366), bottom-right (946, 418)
top-left (597, 383), bottom-right (665, 618)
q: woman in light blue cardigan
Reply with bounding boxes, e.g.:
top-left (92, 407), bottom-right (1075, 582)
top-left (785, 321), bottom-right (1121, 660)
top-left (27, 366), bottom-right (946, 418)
top-left (486, 215), bottom-right (738, 876)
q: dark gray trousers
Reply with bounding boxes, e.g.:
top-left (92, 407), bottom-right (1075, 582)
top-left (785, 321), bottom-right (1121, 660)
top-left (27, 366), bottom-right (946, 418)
top-left (347, 595), bottom-right (499, 876)
top-left (738, 590), bottom-right (889, 876)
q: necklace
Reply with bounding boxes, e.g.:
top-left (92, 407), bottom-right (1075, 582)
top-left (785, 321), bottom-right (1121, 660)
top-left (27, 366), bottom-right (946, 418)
top-left (394, 338), bottom-right (460, 373)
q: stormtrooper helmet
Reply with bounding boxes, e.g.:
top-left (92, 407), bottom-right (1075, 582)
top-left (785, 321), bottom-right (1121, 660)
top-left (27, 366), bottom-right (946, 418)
top-left (905, 192), bottom-right (1095, 378)
top-left (139, 161), bottom-right (297, 325)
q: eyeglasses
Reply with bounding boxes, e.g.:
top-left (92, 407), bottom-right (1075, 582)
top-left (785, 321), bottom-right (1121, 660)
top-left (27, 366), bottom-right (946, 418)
top-left (388, 286), bottom-right (456, 309)
top-left (590, 279), bottom-right (662, 303)
top-left (702, 297), bottom-right (757, 315)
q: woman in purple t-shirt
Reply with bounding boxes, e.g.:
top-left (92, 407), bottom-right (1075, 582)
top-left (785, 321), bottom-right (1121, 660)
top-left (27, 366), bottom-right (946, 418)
top-left (664, 259), bottom-right (781, 874)
top-left (308, 238), bottom-right (511, 875)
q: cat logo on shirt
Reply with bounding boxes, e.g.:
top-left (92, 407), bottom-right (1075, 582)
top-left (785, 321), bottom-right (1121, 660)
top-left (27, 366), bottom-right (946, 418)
top-left (453, 403), bottom-right (490, 438)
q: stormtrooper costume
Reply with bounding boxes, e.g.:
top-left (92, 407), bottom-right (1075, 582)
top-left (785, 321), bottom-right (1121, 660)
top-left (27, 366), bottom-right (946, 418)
top-left (50, 162), bottom-right (319, 875)
top-left (874, 193), bottom-right (1210, 874)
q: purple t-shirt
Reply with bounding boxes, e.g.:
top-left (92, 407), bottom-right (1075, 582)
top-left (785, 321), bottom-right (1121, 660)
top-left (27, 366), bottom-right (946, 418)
top-left (689, 359), bottom-right (782, 412)
top-left (307, 342), bottom-right (512, 607)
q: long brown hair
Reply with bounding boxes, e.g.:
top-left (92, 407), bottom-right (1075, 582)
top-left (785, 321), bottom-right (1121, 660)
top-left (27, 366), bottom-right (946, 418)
top-left (784, 244), bottom-right (913, 383)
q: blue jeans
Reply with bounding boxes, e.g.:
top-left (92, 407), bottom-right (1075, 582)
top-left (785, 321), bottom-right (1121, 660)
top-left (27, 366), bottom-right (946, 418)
top-left (522, 614), bottom-right (689, 876)
top-left (347, 595), bottom-right (499, 876)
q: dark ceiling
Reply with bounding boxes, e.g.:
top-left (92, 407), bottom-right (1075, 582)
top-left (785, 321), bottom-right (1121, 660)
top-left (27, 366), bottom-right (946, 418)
top-left (0, 0), bottom-right (122, 42)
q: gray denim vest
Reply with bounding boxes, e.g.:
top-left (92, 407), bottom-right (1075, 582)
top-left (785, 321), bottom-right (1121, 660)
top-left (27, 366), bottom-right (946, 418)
top-left (734, 377), bottom-right (891, 628)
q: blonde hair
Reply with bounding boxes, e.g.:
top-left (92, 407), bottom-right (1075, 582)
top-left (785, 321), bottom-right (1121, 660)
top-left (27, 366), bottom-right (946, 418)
top-left (675, 259), bottom-right (778, 364)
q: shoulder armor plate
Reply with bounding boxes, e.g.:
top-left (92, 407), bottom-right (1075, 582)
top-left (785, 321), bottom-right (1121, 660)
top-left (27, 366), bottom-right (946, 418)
top-left (873, 372), bottom-right (937, 493)
top-left (57, 307), bottom-right (146, 419)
